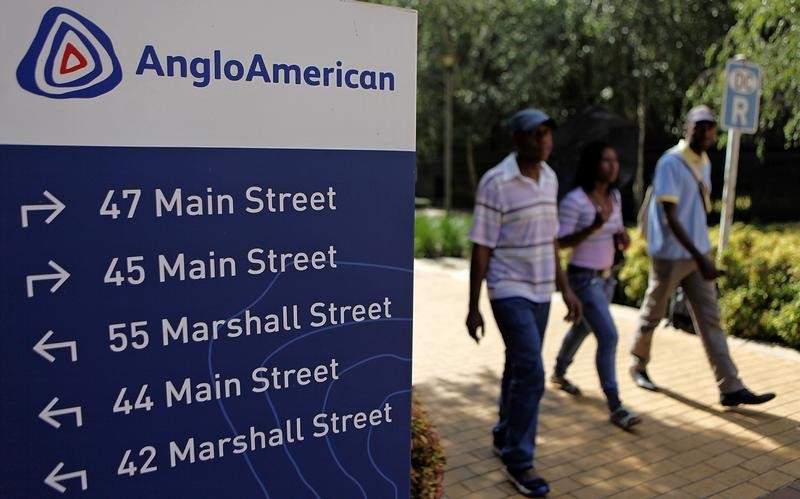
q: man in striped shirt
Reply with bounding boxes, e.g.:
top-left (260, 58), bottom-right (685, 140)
top-left (466, 108), bottom-right (582, 498)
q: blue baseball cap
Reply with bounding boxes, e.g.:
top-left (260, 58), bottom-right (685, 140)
top-left (509, 108), bottom-right (556, 133)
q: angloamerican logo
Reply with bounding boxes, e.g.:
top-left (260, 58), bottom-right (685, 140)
top-left (17, 7), bottom-right (397, 98)
top-left (17, 7), bottom-right (122, 99)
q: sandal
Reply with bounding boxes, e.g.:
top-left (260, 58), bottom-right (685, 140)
top-left (549, 373), bottom-right (581, 396)
top-left (610, 406), bottom-right (642, 431)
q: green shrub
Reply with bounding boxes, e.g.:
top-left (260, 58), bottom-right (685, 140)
top-left (415, 215), bottom-right (440, 258)
top-left (413, 209), bottom-right (800, 349)
top-left (414, 212), bottom-right (472, 258)
top-left (439, 215), bottom-right (471, 258)
top-left (411, 389), bottom-right (445, 499)
top-left (616, 223), bottom-right (800, 349)
top-left (617, 230), bottom-right (650, 307)
top-left (717, 225), bottom-right (800, 348)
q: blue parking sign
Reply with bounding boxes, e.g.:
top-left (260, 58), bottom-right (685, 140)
top-left (721, 60), bottom-right (762, 134)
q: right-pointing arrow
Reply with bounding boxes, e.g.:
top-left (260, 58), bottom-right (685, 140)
top-left (33, 330), bottom-right (78, 363)
top-left (20, 190), bottom-right (66, 228)
top-left (45, 462), bottom-right (88, 493)
top-left (26, 260), bottom-right (70, 298)
top-left (39, 397), bottom-right (83, 429)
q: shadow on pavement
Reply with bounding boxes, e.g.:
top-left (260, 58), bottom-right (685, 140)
top-left (415, 368), bottom-right (800, 497)
top-left (660, 387), bottom-right (778, 425)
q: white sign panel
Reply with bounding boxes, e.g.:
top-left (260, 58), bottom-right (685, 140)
top-left (721, 59), bottom-right (762, 134)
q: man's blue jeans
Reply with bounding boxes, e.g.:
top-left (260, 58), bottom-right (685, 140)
top-left (490, 297), bottom-right (550, 471)
top-left (554, 267), bottom-right (620, 410)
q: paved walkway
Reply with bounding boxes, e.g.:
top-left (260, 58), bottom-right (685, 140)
top-left (412, 259), bottom-right (800, 499)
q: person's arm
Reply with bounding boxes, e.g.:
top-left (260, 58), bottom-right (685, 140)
top-left (554, 241), bottom-right (583, 322)
top-left (558, 191), bottom-right (611, 248)
top-left (557, 210), bottom-right (606, 248)
top-left (612, 190), bottom-right (630, 250)
top-left (466, 179), bottom-right (502, 344)
top-left (615, 230), bottom-right (631, 251)
top-left (662, 201), bottom-right (720, 280)
top-left (466, 243), bottom-right (492, 343)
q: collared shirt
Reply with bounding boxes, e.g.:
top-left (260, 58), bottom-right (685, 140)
top-left (558, 187), bottom-right (623, 270)
top-left (469, 153), bottom-right (559, 302)
top-left (647, 140), bottom-right (712, 259)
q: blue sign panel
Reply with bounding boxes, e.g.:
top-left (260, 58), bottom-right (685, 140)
top-left (0, 146), bottom-right (414, 497)
top-left (0, 1), bottom-right (417, 496)
top-left (0, 0), bottom-right (416, 499)
top-left (721, 60), bottom-right (762, 134)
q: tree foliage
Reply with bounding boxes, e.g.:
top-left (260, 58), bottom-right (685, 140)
top-left (577, 1), bottom-right (733, 132)
top-left (408, 0), bottom-right (574, 160)
top-left (371, 1), bottom-right (790, 188)
top-left (689, 0), bottom-right (800, 151)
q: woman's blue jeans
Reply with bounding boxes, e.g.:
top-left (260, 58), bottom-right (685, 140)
top-left (490, 297), bottom-right (550, 471)
top-left (554, 267), bottom-right (621, 410)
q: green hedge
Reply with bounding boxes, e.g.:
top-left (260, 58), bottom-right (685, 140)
top-left (414, 213), bottom-right (472, 258)
top-left (616, 229), bottom-right (653, 307)
top-left (411, 389), bottom-right (446, 499)
top-left (414, 212), bottom-right (800, 349)
top-left (617, 224), bottom-right (800, 349)
top-left (413, 212), bottom-right (800, 349)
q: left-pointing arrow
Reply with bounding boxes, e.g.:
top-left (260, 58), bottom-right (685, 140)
top-left (45, 462), bottom-right (88, 493)
top-left (20, 191), bottom-right (66, 228)
top-left (39, 397), bottom-right (83, 429)
top-left (26, 260), bottom-right (70, 298)
top-left (33, 330), bottom-right (78, 363)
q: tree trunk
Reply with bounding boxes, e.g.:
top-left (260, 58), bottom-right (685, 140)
top-left (634, 78), bottom-right (647, 209)
top-left (466, 138), bottom-right (478, 193)
top-left (443, 67), bottom-right (453, 214)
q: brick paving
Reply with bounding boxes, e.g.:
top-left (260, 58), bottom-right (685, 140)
top-left (412, 259), bottom-right (800, 499)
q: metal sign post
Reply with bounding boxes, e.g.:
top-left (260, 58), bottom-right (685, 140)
top-left (718, 55), bottom-right (762, 262)
top-left (719, 128), bottom-right (741, 257)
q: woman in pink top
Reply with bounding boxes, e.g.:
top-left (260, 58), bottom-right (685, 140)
top-left (551, 142), bottom-right (641, 430)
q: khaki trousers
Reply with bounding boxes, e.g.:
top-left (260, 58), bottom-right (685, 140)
top-left (630, 257), bottom-right (744, 394)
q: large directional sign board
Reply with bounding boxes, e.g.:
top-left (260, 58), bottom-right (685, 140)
top-left (0, 1), bottom-right (417, 497)
top-left (721, 59), bottom-right (762, 134)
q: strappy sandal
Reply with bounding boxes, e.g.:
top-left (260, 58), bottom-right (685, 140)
top-left (549, 373), bottom-right (581, 396)
top-left (610, 406), bottom-right (642, 431)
